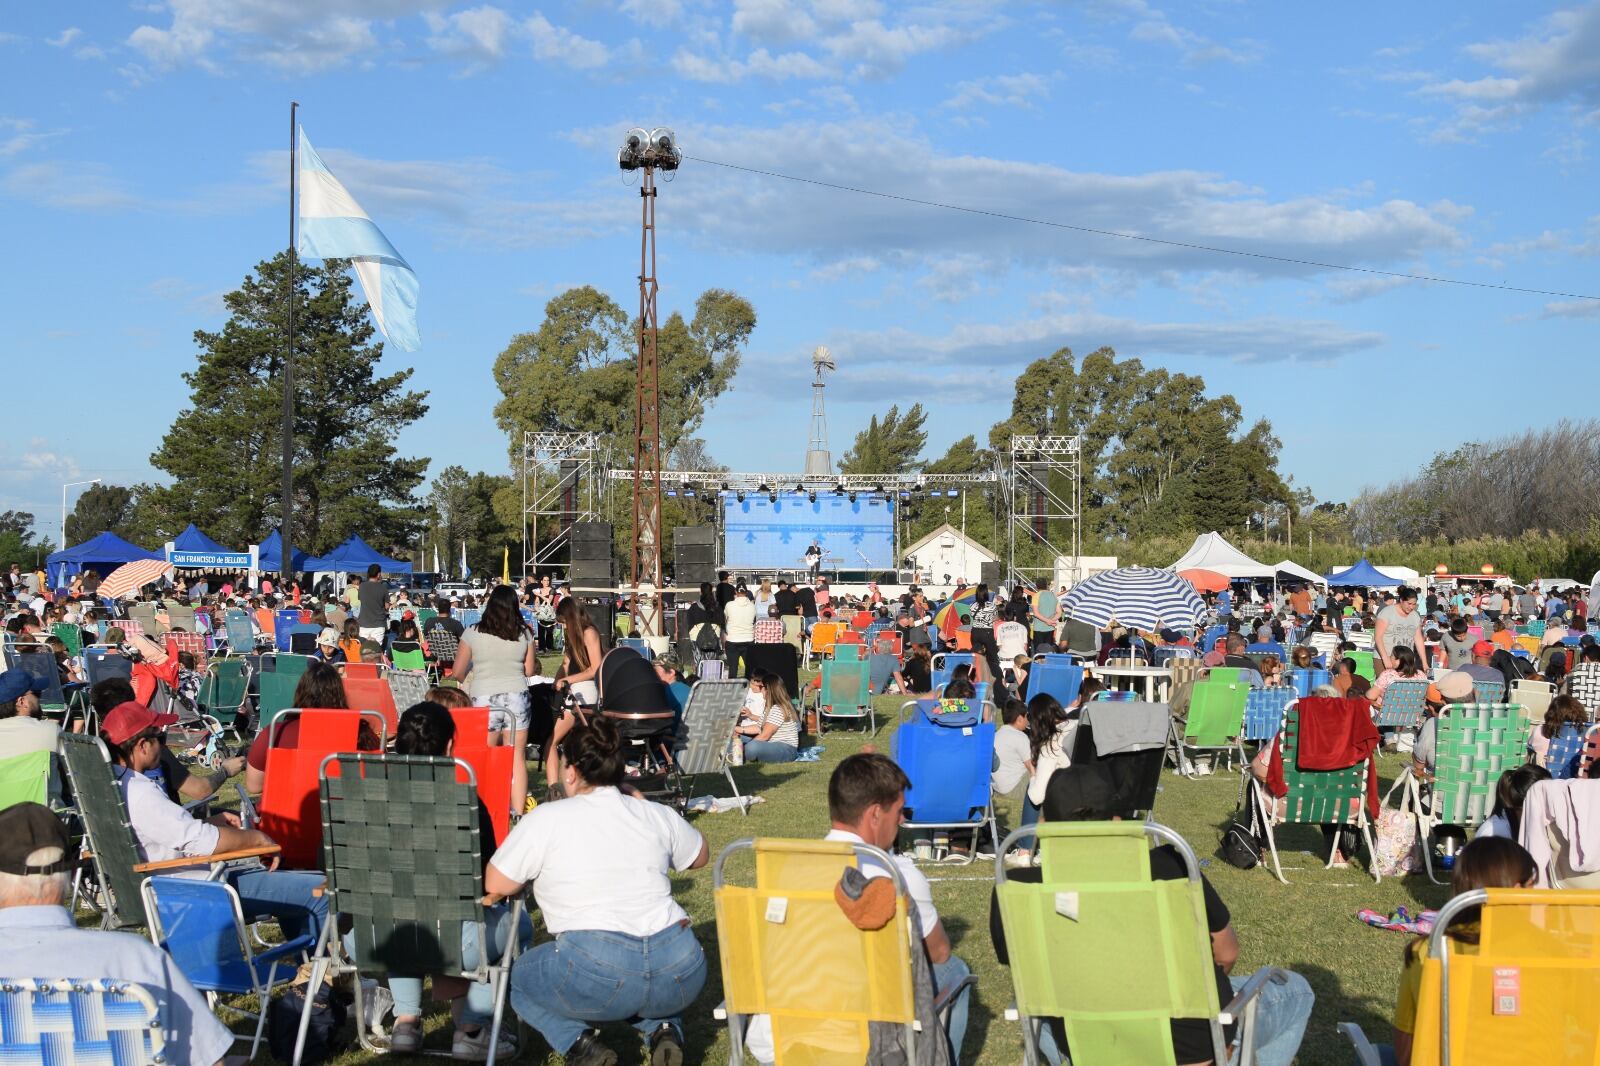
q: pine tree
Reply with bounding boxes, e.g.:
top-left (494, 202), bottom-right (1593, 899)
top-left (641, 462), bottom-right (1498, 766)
top-left (145, 252), bottom-right (429, 554)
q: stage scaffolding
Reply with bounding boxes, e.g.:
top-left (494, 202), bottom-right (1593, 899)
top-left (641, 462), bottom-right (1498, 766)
top-left (521, 431), bottom-right (605, 579)
top-left (1007, 434), bottom-right (1082, 590)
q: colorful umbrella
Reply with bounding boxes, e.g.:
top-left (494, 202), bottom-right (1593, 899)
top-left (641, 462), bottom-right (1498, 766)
top-left (1060, 566), bottom-right (1206, 631)
top-left (1178, 568), bottom-right (1230, 594)
top-left (932, 587), bottom-right (977, 635)
top-left (96, 558), bottom-right (174, 601)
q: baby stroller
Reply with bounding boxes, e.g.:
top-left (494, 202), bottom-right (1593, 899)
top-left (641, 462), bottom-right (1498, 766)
top-left (598, 647), bottom-right (685, 810)
top-left (154, 678), bottom-right (238, 771)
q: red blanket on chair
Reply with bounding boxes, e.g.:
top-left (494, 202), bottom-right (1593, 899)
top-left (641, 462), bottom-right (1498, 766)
top-left (1265, 697), bottom-right (1380, 819)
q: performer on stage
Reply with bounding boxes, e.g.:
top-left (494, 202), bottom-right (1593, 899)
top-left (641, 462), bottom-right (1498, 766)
top-left (804, 539), bottom-right (823, 581)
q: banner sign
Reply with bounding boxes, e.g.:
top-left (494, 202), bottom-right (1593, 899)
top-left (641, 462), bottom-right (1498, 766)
top-left (168, 549), bottom-right (255, 569)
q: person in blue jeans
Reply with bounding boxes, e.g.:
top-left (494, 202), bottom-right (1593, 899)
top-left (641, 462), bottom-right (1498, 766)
top-left (486, 716), bottom-right (709, 1066)
top-left (990, 762), bottom-right (1314, 1066)
top-left (736, 672), bottom-right (801, 763)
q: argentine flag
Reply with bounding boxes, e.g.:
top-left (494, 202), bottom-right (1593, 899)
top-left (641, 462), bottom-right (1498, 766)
top-left (296, 127), bottom-right (420, 352)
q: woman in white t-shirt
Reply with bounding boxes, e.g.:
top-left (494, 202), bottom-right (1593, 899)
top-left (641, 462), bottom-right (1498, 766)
top-left (486, 717), bottom-right (709, 1066)
top-left (452, 585), bottom-right (535, 816)
top-left (735, 672), bottom-right (800, 763)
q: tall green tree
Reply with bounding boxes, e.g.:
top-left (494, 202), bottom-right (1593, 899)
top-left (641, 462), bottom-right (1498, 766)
top-left (839, 403), bottom-right (928, 474)
top-left (423, 466), bottom-right (514, 577)
top-left (0, 511), bottom-right (51, 571)
top-left (144, 253), bottom-right (429, 555)
top-left (65, 484), bottom-right (136, 544)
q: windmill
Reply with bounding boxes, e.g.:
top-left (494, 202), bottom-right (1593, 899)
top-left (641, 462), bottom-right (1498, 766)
top-left (803, 344), bottom-right (835, 478)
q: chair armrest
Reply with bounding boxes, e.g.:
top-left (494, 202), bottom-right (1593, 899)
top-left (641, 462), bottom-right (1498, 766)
top-left (254, 933), bottom-right (318, 969)
top-left (1335, 1022), bottom-right (1384, 1066)
top-left (133, 844), bottom-right (282, 873)
top-left (933, 973), bottom-right (977, 1018)
top-left (1218, 965), bottom-right (1287, 1024)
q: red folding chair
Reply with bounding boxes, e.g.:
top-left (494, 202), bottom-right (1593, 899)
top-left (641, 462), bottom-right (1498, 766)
top-left (342, 675), bottom-right (400, 736)
top-left (835, 629), bottom-right (863, 648)
top-left (872, 631), bottom-right (903, 659)
top-left (166, 631), bottom-right (208, 672)
top-left (341, 662), bottom-right (381, 681)
top-left (257, 709), bottom-right (386, 869)
top-left (449, 706), bottom-right (513, 843)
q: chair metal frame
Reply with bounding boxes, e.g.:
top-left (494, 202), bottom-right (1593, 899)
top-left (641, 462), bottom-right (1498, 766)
top-left (892, 705), bottom-right (999, 864)
top-left (1251, 701), bottom-right (1379, 885)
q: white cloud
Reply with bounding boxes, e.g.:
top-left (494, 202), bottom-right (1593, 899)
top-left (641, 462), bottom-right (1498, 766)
top-left (1323, 273), bottom-right (1415, 303)
top-left (1541, 298), bottom-right (1600, 318)
top-left (127, 0), bottom-right (437, 74)
top-left (523, 12), bottom-right (610, 69)
top-left (425, 5), bottom-right (512, 64)
top-left (942, 72), bottom-right (1050, 111)
top-left (618, 0), bottom-right (682, 28)
top-left (1, 161), bottom-right (142, 211)
top-left (46, 27), bottom-right (82, 48)
top-left (0, 117), bottom-right (65, 159)
top-left (20, 439), bottom-right (82, 481)
top-left (673, 45), bottom-right (831, 83)
top-left (1095, 0), bottom-right (1263, 65)
top-left (1421, 2), bottom-right (1600, 138)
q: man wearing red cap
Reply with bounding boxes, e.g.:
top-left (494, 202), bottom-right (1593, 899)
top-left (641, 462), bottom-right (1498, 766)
top-left (100, 702), bottom-right (327, 944)
top-left (1459, 640), bottom-right (1508, 701)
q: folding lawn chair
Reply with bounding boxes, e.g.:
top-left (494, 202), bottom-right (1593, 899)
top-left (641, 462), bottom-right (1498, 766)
top-left (446, 707), bottom-right (514, 843)
top-left (1242, 688), bottom-right (1294, 744)
top-left (805, 621), bottom-right (841, 665)
top-left (1565, 662), bottom-right (1600, 708)
top-left (1375, 679), bottom-right (1428, 732)
top-left (196, 658), bottom-right (251, 739)
top-left (273, 610), bottom-right (300, 651)
top-left (1396, 702), bottom-right (1529, 884)
top-left (382, 667), bottom-right (430, 714)
top-left (994, 821), bottom-right (1291, 1066)
top-left (9, 648), bottom-right (67, 720)
top-left (0, 978), bottom-right (165, 1066)
top-left (810, 657), bottom-right (874, 735)
top-left (713, 837), bottom-right (952, 1066)
top-left (255, 669), bottom-right (300, 732)
top-left (930, 652), bottom-right (974, 692)
top-left (50, 622), bottom-right (84, 657)
top-left (674, 679), bottom-right (752, 813)
top-left (1339, 889), bottom-right (1600, 1066)
top-left (1345, 650), bottom-right (1376, 682)
top-left (56, 733), bottom-right (280, 931)
top-left (294, 753), bottom-right (523, 1066)
top-left (390, 644), bottom-right (429, 673)
top-left (258, 709), bottom-right (389, 870)
top-left (1168, 680), bottom-right (1247, 778)
top-left (221, 608), bottom-right (256, 655)
top-left (1068, 703), bottom-right (1169, 818)
top-left (1028, 660), bottom-right (1084, 708)
top-left (1542, 723), bottom-right (1588, 779)
top-left (0, 750), bottom-right (55, 811)
top-left (1249, 699), bottom-right (1379, 884)
top-left (891, 711), bottom-right (998, 863)
top-left (341, 674), bottom-right (400, 736)
top-left (141, 876), bottom-right (313, 1059)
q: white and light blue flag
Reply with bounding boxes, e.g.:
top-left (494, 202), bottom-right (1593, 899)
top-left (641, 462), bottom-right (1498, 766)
top-left (296, 127), bottom-right (420, 352)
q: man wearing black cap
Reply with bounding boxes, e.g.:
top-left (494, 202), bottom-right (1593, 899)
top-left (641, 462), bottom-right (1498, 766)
top-left (990, 764), bottom-right (1314, 1066)
top-left (0, 803), bottom-right (235, 1066)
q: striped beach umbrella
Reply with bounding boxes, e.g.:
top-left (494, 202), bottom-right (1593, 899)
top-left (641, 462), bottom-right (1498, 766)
top-left (1060, 566), bottom-right (1207, 631)
top-left (96, 559), bottom-right (174, 601)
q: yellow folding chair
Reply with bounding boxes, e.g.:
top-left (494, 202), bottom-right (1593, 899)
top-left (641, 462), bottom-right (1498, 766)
top-left (713, 838), bottom-right (918, 1065)
top-left (1340, 888), bottom-right (1600, 1065)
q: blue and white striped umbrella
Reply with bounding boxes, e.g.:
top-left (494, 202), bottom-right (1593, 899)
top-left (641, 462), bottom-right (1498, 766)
top-left (1060, 566), bottom-right (1207, 630)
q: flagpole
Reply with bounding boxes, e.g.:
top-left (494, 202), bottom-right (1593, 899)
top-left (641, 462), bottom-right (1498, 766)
top-left (281, 100), bottom-right (299, 588)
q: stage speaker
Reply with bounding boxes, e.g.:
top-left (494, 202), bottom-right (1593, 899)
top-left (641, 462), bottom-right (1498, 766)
top-left (980, 561), bottom-right (1002, 588)
top-left (578, 595), bottom-right (615, 645)
top-left (676, 544), bottom-right (714, 565)
top-left (674, 525), bottom-right (716, 547)
top-left (677, 563), bottom-right (716, 587)
top-left (569, 559), bottom-right (616, 586)
top-left (570, 521), bottom-right (613, 561)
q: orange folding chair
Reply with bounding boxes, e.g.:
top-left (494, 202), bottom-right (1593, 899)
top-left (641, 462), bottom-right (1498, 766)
top-left (257, 708), bottom-right (386, 869)
top-left (449, 706), bottom-right (514, 843)
top-left (953, 629), bottom-right (973, 652)
top-left (341, 662), bottom-right (381, 681)
top-left (342, 675), bottom-right (400, 736)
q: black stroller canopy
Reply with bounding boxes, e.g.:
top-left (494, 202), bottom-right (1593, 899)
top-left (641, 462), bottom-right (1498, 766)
top-left (599, 647), bottom-right (671, 714)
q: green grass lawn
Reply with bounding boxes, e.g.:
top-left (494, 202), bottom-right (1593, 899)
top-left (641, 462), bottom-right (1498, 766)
top-left (195, 672), bottom-right (1441, 1064)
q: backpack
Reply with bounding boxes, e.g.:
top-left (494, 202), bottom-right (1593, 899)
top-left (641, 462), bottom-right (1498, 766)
top-left (1221, 783), bottom-right (1268, 869)
top-left (695, 624), bottom-right (723, 656)
top-left (267, 981), bottom-right (348, 1065)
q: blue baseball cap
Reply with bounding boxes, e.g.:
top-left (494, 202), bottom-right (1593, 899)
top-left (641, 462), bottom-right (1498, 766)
top-left (0, 670), bottom-right (49, 704)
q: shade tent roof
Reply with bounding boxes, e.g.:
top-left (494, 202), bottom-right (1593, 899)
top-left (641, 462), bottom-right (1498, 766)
top-left (1376, 565), bottom-right (1420, 586)
top-left (302, 534), bottom-right (413, 574)
top-left (1273, 560), bottom-right (1326, 586)
top-left (171, 524), bottom-right (235, 554)
top-left (46, 531), bottom-right (163, 588)
top-left (1168, 531), bottom-right (1275, 579)
top-left (256, 530), bottom-right (310, 572)
top-left (1325, 558), bottom-right (1404, 587)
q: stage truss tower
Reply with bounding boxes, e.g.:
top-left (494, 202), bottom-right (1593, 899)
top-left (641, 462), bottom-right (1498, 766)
top-left (1006, 434), bottom-right (1082, 590)
top-left (521, 430), bottom-right (603, 580)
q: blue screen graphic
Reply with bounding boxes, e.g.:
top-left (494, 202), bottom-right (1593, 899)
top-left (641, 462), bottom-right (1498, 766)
top-left (722, 495), bottom-right (895, 571)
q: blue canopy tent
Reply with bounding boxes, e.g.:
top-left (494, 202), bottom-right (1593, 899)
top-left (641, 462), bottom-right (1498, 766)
top-left (1324, 558), bottom-right (1404, 588)
top-left (46, 531), bottom-right (163, 589)
top-left (171, 523), bottom-right (235, 555)
top-left (256, 530), bottom-right (310, 573)
top-left (303, 535), bottom-right (413, 575)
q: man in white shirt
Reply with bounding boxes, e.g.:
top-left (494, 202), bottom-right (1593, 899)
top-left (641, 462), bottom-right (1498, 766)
top-left (0, 669), bottom-right (59, 756)
top-left (722, 586), bottom-right (758, 678)
top-left (0, 803), bottom-right (235, 1066)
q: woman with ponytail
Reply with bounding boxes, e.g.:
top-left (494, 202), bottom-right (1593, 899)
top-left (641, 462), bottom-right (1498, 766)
top-left (487, 717), bottom-right (709, 1066)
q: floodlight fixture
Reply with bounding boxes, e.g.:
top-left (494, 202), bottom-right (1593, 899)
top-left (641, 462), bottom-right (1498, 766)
top-left (769, 490), bottom-right (778, 503)
top-left (736, 491), bottom-right (746, 503)
top-left (808, 491), bottom-right (817, 503)
top-left (849, 491), bottom-right (857, 503)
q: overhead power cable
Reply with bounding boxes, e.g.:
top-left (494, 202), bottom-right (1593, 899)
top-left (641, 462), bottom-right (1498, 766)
top-left (685, 154), bottom-right (1600, 304)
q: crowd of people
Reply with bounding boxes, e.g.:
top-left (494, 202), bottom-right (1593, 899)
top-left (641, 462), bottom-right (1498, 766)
top-left (3, 554), bottom-right (1599, 1066)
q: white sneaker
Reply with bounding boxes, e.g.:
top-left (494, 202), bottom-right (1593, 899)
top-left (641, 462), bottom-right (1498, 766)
top-left (1003, 851), bottom-right (1032, 869)
top-left (451, 1027), bottom-right (517, 1062)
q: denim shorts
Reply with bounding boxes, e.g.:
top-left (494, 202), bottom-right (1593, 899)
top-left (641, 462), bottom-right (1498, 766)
top-left (486, 690), bottom-right (530, 733)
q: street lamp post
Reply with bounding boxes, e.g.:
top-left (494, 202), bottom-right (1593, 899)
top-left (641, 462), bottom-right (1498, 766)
top-left (61, 479), bottom-right (102, 550)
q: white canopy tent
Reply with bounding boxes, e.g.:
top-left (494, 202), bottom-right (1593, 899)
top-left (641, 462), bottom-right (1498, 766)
top-left (1273, 559), bottom-right (1325, 586)
top-left (1169, 532), bottom-right (1276, 579)
top-left (1377, 565), bottom-right (1421, 587)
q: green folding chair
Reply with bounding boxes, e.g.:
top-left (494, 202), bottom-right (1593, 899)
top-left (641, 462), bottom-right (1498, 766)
top-left (1345, 650), bottom-right (1376, 682)
top-left (257, 670), bottom-right (300, 732)
top-left (1397, 703), bottom-right (1530, 884)
top-left (1170, 681), bottom-right (1247, 778)
top-left (197, 659), bottom-right (251, 737)
top-left (414, 607), bottom-right (437, 628)
top-left (273, 654), bottom-right (312, 680)
top-left (294, 753), bottom-right (522, 1065)
top-left (994, 821), bottom-right (1290, 1066)
top-left (1251, 701), bottom-right (1378, 884)
top-left (1204, 667), bottom-right (1244, 684)
top-left (811, 657), bottom-right (873, 735)
top-left (390, 646), bottom-right (428, 673)
top-left (51, 623), bottom-right (84, 657)
top-left (0, 750), bottom-right (54, 810)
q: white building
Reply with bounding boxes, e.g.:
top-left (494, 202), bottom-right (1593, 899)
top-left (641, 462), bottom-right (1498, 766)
top-left (903, 524), bottom-right (998, 588)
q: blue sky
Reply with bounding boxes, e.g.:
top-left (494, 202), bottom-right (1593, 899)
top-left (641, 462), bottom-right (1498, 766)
top-left (3, 1), bottom-right (1599, 541)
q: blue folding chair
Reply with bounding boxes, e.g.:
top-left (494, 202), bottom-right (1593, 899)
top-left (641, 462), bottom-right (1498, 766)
top-left (223, 608), bottom-right (256, 655)
top-left (868, 652), bottom-right (898, 695)
top-left (288, 623), bottom-right (321, 655)
top-left (1246, 642), bottom-right (1286, 660)
top-left (1154, 646), bottom-right (1197, 666)
top-left (9, 649), bottom-right (66, 717)
top-left (274, 610), bottom-right (301, 652)
top-left (1201, 625), bottom-right (1227, 653)
top-left (1376, 680), bottom-right (1428, 732)
top-left (458, 609), bottom-right (482, 628)
top-left (930, 652), bottom-right (974, 692)
top-left (891, 715), bottom-right (998, 864)
top-left (0, 978), bottom-right (165, 1066)
top-left (141, 876), bottom-right (314, 1059)
top-left (1287, 667), bottom-right (1329, 698)
top-left (1027, 660), bottom-right (1084, 708)
top-left (1543, 724), bottom-right (1588, 780)
top-left (1243, 688), bottom-right (1294, 742)
top-left (617, 637), bottom-right (653, 659)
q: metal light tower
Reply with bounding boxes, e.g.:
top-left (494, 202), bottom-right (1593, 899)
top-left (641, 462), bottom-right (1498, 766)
top-left (618, 127), bottom-right (680, 636)
top-left (803, 344), bottom-right (835, 477)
